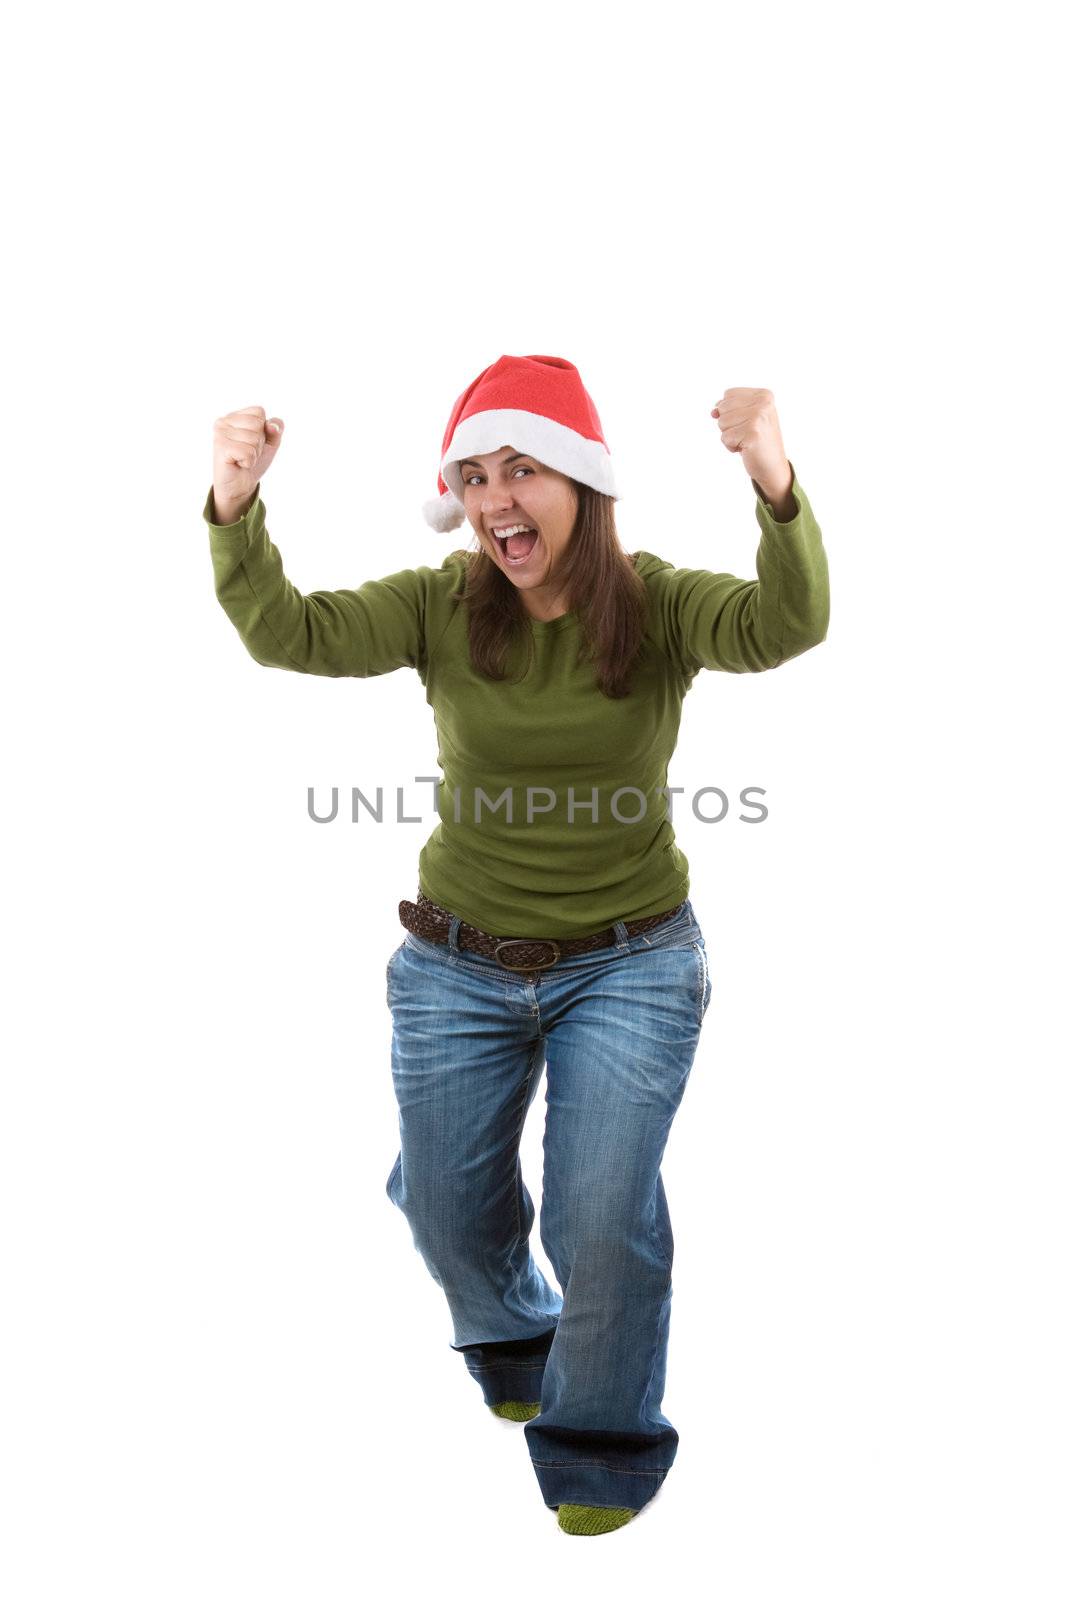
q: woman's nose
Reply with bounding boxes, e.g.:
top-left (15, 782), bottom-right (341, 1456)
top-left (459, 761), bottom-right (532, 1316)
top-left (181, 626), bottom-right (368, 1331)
top-left (482, 485), bottom-right (514, 513)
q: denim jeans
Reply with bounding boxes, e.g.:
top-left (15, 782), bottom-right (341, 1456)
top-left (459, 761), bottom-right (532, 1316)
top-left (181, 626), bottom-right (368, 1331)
top-left (383, 897), bottom-right (712, 1513)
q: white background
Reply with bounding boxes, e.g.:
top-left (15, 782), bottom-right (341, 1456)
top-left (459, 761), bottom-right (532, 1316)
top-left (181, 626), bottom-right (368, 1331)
top-left (3, 1), bottom-right (1063, 1594)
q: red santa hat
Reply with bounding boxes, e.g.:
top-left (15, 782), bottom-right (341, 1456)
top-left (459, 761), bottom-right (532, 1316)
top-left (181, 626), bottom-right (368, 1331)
top-left (423, 353), bottom-right (620, 532)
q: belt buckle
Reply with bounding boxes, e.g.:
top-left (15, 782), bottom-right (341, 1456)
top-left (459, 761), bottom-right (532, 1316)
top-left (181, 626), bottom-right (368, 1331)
top-left (493, 938), bottom-right (561, 972)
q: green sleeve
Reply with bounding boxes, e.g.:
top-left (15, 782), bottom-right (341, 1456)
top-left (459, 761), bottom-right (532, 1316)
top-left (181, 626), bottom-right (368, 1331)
top-left (203, 484), bottom-right (430, 678)
top-left (656, 462), bottom-right (830, 675)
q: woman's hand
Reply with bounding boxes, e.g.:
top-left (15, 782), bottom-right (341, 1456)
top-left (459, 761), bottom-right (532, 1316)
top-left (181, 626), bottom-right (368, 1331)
top-left (212, 405), bottom-right (285, 523)
top-left (710, 388), bottom-right (794, 514)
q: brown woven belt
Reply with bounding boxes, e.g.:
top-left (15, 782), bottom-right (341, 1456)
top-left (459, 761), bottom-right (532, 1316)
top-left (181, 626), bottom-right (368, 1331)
top-left (397, 890), bottom-right (686, 972)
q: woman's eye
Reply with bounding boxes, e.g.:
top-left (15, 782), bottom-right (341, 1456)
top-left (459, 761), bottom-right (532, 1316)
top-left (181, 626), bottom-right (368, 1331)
top-left (463, 466), bottom-right (533, 488)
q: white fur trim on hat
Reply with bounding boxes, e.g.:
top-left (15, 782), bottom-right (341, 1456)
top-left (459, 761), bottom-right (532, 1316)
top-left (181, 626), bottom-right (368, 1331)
top-left (422, 488), bottom-right (466, 532)
top-left (439, 409), bottom-right (619, 505)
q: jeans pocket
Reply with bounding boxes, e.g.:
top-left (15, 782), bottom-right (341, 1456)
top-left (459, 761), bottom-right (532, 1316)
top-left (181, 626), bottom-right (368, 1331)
top-left (385, 941), bottom-right (405, 1006)
top-left (693, 940), bottom-right (712, 1021)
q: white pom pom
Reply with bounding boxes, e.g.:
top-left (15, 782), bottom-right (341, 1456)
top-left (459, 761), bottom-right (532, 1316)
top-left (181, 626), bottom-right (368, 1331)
top-left (422, 489), bottom-right (466, 532)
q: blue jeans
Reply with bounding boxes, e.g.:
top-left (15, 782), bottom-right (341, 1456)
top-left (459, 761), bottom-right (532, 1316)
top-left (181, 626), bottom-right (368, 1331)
top-left (383, 897), bottom-right (712, 1513)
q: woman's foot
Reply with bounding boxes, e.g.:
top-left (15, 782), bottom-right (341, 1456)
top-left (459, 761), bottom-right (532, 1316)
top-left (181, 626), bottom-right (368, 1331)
top-left (489, 1400), bottom-right (541, 1421)
top-left (557, 1504), bottom-right (635, 1535)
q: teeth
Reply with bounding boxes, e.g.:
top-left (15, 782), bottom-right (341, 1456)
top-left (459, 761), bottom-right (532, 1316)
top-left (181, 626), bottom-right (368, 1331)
top-left (495, 524), bottom-right (534, 539)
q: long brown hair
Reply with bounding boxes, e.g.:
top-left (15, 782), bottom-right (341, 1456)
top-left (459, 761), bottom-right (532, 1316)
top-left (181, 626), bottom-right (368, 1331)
top-left (452, 481), bottom-right (648, 699)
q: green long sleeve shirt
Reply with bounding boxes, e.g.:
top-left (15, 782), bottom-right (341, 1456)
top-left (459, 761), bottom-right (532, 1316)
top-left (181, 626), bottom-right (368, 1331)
top-left (203, 464), bottom-right (829, 937)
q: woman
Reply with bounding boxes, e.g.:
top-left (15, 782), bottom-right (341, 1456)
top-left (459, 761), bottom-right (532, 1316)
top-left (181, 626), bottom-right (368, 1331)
top-left (203, 354), bottom-right (830, 1537)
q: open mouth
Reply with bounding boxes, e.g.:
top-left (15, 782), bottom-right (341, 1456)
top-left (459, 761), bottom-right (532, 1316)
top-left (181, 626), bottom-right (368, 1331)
top-left (492, 524), bottom-right (540, 567)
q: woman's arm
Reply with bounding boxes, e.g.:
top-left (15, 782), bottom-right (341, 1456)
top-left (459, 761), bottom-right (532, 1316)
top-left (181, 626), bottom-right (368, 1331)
top-left (644, 463), bottom-right (830, 676)
top-left (203, 484), bottom-right (432, 678)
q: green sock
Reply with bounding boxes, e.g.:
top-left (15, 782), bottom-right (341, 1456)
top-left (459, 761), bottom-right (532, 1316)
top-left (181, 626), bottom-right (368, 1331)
top-left (489, 1399), bottom-right (541, 1421)
top-left (557, 1504), bottom-right (635, 1536)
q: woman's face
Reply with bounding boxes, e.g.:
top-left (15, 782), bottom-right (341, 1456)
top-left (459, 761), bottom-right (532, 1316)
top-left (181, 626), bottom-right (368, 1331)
top-left (459, 445), bottom-right (580, 618)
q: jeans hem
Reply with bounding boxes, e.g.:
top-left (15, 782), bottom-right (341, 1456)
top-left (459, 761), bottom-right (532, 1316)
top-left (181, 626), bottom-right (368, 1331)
top-left (468, 1362), bottom-right (550, 1405)
top-left (528, 1457), bottom-right (671, 1513)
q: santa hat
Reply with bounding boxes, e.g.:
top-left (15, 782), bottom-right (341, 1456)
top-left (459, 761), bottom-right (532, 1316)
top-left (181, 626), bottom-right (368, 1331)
top-left (422, 354), bottom-right (619, 532)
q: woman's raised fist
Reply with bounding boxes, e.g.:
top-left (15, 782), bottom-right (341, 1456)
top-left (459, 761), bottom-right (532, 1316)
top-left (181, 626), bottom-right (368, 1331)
top-left (212, 405), bottom-right (285, 523)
